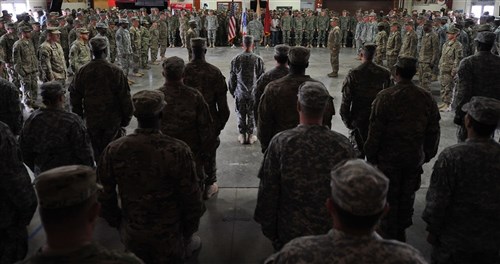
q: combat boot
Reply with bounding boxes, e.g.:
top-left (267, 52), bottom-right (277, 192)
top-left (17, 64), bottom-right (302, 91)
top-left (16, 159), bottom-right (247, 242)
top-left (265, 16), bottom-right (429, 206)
top-left (238, 134), bottom-right (245, 144)
top-left (327, 72), bottom-right (338, 78)
top-left (248, 134), bottom-right (258, 144)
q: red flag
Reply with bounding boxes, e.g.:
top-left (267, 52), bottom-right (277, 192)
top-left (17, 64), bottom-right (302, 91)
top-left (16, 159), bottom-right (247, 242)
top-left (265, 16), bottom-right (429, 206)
top-left (264, 1), bottom-right (271, 36)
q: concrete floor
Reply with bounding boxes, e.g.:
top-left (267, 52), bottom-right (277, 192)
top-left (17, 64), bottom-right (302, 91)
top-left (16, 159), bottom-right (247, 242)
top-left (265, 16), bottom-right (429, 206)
top-left (25, 45), bottom-right (468, 263)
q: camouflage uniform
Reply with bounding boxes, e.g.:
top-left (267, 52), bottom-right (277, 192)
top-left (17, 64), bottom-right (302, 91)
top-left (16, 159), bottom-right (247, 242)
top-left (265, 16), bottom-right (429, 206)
top-left (399, 30), bottom-right (418, 58)
top-left (12, 36), bottom-right (38, 107)
top-left (185, 27), bottom-right (198, 62)
top-left (69, 38), bottom-right (92, 73)
top-left (258, 76), bottom-right (334, 153)
top-left (0, 78), bottom-right (22, 135)
top-left (304, 14), bottom-right (316, 47)
top-left (327, 23), bottom-right (341, 76)
top-left (108, 26), bottom-right (117, 63)
top-left (20, 243), bottom-right (143, 264)
top-left (39, 40), bottom-right (67, 84)
top-left (167, 15), bottom-right (179, 48)
top-left (149, 24), bottom-right (159, 62)
top-left (229, 51), bottom-right (265, 136)
top-left (265, 229), bottom-right (427, 264)
top-left (0, 121), bottom-right (37, 264)
top-left (179, 15), bottom-right (189, 47)
top-left (316, 14), bottom-right (330, 47)
top-left (339, 15), bottom-right (350, 47)
top-left (129, 25), bottom-right (141, 73)
top-left (340, 60), bottom-right (391, 158)
top-left (184, 49), bottom-right (230, 187)
top-left (364, 79), bottom-right (441, 241)
top-left (0, 30), bottom-right (20, 87)
top-left (418, 31), bottom-right (439, 91)
top-left (31, 29), bottom-right (41, 55)
top-left (70, 57), bottom-right (133, 160)
top-left (355, 21), bottom-right (365, 50)
top-left (59, 24), bottom-right (70, 64)
top-left (293, 15), bottom-right (304, 46)
top-left (19, 108), bottom-right (94, 175)
top-left (374, 30), bottom-right (388, 65)
top-left (140, 25), bottom-right (150, 67)
top-left (439, 39), bottom-right (463, 106)
top-left (423, 138), bottom-right (500, 264)
top-left (386, 29), bottom-right (402, 72)
top-left (254, 125), bottom-right (355, 249)
top-left (281, 14), bottom-right (292, 45)
top-left (247, 17), bottom-right (264, 54)
top-left (205, 14), bottom-right (218, 47)
top-left (253, 65), bottom-right (289, 121)
top-left (115, 25), bottom-right (132, 76)
top-left (98, 128), bottom-right (202, 263)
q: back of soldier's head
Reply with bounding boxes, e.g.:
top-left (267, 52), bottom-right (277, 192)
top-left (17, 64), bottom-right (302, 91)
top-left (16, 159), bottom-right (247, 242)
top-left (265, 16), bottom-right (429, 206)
top-left (162, 56), bottom-right (185, 81)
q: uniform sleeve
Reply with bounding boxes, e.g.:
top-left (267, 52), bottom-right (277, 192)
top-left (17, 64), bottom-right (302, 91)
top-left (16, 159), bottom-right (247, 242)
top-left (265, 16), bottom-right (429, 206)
top-left (257, 58), bottom-right (266, 79)
top-left (12, 42), bottom-right (24, 77)
top-left (39, 45), bottom-right (53, 81)
top-left (97, 145), bottom-right (122, 228)
top-left (431, 34), bottom-right (440, 65)
top-left (228, 59), bottom-right (237, 97)
top-left (423, 98), bottom-right (441, 162)
top-left (197, 94), bottom-right (215, 159)
top-left (214, 72), bottom-right (230, 132)
top-left (364, 94), bottom-right (386, 164)
top-left (452, 44), bottom-right (463, 75)
top-left (422, 151), bottom-right (454, 236)
top-left (254, 138), bottom-right (281, 242)
top-left (323, 95), bottom-right (335, 129)
top-left (69, 74), bottom-right (85, 118)
top-left (71, 117), bottom-right (95, 167)
top-left (340, 71), bottom-right (354, 129)
top-left (257, 89), bottom-right (275, 153)
top-left (394, 34), bottom-right (402, 55)
top-left (117, 71), bottom-right (134, 127)
top-left (69, 43), bottom-right (78, 72)
top-left (18, 120), bottom-right (35, 171)
top-left (453, 59), bottom-right (472, 123)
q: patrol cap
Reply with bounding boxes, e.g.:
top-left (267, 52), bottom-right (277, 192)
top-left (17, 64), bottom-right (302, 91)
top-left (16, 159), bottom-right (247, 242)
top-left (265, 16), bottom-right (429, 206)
top-left (35, 165), bottom-right (102, 209)
top-left (274, 44), bottom-right (290, 57)
top-left (90, 37), bottom-right (108, 51)
top-left (475, 32), bottom-right (496, 45)
top-left (243, 35), bottom-right (254, 46)
top-left (49, 11), bottom-right (59, 17)
top-left (191, 37), bottom-right (207, 49)
top-left (330, 17), bottom-right (339, 22)
top-left (288, 46), bottom-right (310, 66)
top-left (462, 96), bottom-right (500, 125)
top-left (40, 81), bottom-right (65, 99)
top-left (162, 56), bottom-right (185, 77)
top-left (390, 22), bottom-right (400, 27)
top-left (77, 28), bottom-right (89, 34)
top-left (141, 20), bottom-right (149, 25)
top-left (6, 22), bottom-right (15, 29)
top-left (19, 26), bottom-right (32, 33)
top-left (369, 12), bottom-right (377, 17)
top-left (47, 27), bottom-right (61, 34)
top-left (89, 15), bottom-right (98, 21)
top-left (476, 23), bottom-right (491, 32)
top-left (131, 16), bottom-right (139, 21)
top-left (377, 22), bottom-right (384, 27)
top-left (188, 19), bottom-right (197, 25)
top-left (132, 90), bottom-right (167, 117)
top-left (330, 159), bottom-right (389, 216)
top-left (394, 56), bottom-right (417, 69)
top-left (119, 18), bottom-right (129, 24)
top-left (31, 21), bottom-right (40, 26)
top-left (96, 22), bottom-right (108, 29)
top-left (297, 81), bottom-right (330, 110)
top-left (404, 20), bottom-right (414, 26)
top-left (446, 25), bottom-right (460, 34)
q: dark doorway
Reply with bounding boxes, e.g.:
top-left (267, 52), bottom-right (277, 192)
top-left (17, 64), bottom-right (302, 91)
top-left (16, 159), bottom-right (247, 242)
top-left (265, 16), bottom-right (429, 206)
top-left (322, 0), bottom-right (397, 14)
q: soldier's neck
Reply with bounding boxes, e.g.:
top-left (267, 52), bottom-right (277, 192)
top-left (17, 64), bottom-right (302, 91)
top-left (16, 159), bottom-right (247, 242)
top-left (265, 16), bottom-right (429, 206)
top-left (289, 67), bottom-right (306, 75)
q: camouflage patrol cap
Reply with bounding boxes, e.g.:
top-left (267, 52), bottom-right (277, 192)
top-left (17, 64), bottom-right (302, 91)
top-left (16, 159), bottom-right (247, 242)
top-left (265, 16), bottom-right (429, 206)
top-left (288, 46), bottom-right (310, 66)
top-left (390, 22), bottom-right (400, 27)
top-left (96, 22), bottom-right (108, 29)
top-left (477, 23), bottom-right (491, 32)
top-left (132, 90), bottom-right (167, 117)
top-left (89, 15), bottom-right (98, 21)
top-left (77, 28), bottom-right (89, 34)
top-left (395, 56), bottom-right (417, 69)
top-left (189, 19), bottom-right (197, 25)
top-left (330, 17), bottom-right (339, 22)
top-left (19, 26), bottom-right (32, 33)
top-left (446, 25), bottom-right (460, 34)
top-left (90, 37), bottom-right (108, 51)
top-left (31, 21), bottom-right (41, 26)
top-left (330, 159), bottom-right (389, 216)
top-left (297, 81), bottom-right (330, 110)
top-left (191, 37), bottom-right (207, 49)
top-left (131, 16), bottom-right (139, 21)
top-left (35, 165), bottom-right (102, 209)
top-left (49, 11), bottom-right (59, 17)
top-left (377, 22), bottom-right (384, 27)
top-left (369, 12), bottom-right (377, 17)
top-left (274, 44), bottom-right (290, 57)
top-left (6, 22), bottom-right (15, 29)
top-left (475, 32), bottom-right (496, 45)
top-left (141, 20), bottom-right (149, 25)
top-left (73, 19), bottom-right (82, 26)
top-left (47, 27), bottom-right (61, 34)
top-left (40, 81), bottom-right (65, 99)
top-left (119, 19), bottom-right (129, 24)
top-left (462, 96), bottom-right (500, 125)
top-left (404, 20), bottom-right (414, 26)
top-left (162, 56), bottom-right (185, 77)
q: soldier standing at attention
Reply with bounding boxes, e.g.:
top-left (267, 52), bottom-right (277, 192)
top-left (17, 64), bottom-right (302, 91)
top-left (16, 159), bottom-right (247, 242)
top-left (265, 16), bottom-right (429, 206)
top-left (20, 165), bottom-right (143, 263)
top-left (374, 23), bottom-right (388, 65)
top-left (184, 38), bottom-right (231, 199)
top-left (19, 82), bottom-right (94, 175)
top-left (13, 26), bottom-right (38, 108)
top-left (248, 13), bottom-right (264, 55)
top-left (316, 11), bottom-right (329, 48)
top-left (116, 19), bottom-right (134, 84)
top-left (70, 37), bottom-right (133, 161)
top-left (423, 97), bottom-right (500, 264)
top-left (339, 10), bottom-right (350, 47)
top-left (386, 22), bottom-right (402, 73)
top-left (205, 10), bottom-right (218, 48)
top-left (293, 12), bottom-right (304, 46)
top-left (399, 21), bottom-right (417, 58)
top-left (229, 35), bottom-right (265, 144)
top-left (94, 22), bottom-right (111, 62)
top-left (327, 17), bottom-right (341, 78)
top-left (340, 44), bottom-right (391, 158)
top-left (265, 160), bottom-right (427, 264)
top-left (140, 20), bottom-right (151, 69)
top-left (186, 20), bottom-right (198, 62)
top-left (255, 82), bottom-right (355, 250)
top-left (107, 20), bottom-right (118, 63)
top-left (179, 11), bottom-right (190, 48)
top-left (438, 26), bottom-right (463, 112)
top-left (304, 10), bottom-right (316, 48)
top-left (69, 28), bottom-right (91, 74)
top-left (129, 17), bottom-right (143, 77)
top-left (281, 11), bottom-right (292, 45)
top-left (98, 91), bottom-right (202, 263)
top-left (0, 23), bottom-right (19, 87)
top-left (364, 57), bottom-right (441, 242)
top-left (168, 12), bottom-right (179, 48)
top-left (418, 21), bottom-right (439, 92)
top-left (158, 12), bottom-right (168, 58)
top-left (68, 19), bottom-right (81, 48)
top-left (30, 22), bottom-right (41, 55)
top-left (58, 16), bottom-right (70, 66)
top-left (0, 121), bottom-right (37, 264)
top-left (149, 20), bottom-right (160, 65)
top-left (39, 27), bottom-right (67, 85)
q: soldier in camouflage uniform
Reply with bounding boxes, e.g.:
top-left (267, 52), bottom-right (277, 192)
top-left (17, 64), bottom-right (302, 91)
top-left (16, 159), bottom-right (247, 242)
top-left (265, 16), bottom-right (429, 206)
top-left (340, 44), bottom-right (391, 158)
top-left (129, 17), bottom-right (143, 77)
top-left (354, 16), bottom-right (366, 56)
top-left (293, 12), bottom-right (304, 46)
top-left (157, 13), bottom-right (168, 57)
top-left (317, 11), bottom-right (329, 48)
top-left (0, 120), bottom-right (37, 264)
top-left (304, 11), bottom-right (316, 48)
top-left (70, 37), bottom-right (133, 161)
top-left (247, 13), bottom-right (264, 55)
top-left (374, 23), bottom-right (388, 65)
top-left (424, 97), bottom-right (500, 264)
top-left (399, 21), bottom-right (418, 58)
top-left (107, 20), bottom-right (117, 63)
top-left (94, 22), bottom-right (111, 62)
top-left (69, 28), bottom-right (91, 73)
top-left (0, 23), bottom-right (19, 87)
top-left (98, 90), bottom-right (202, 263)
top-left (281, 11), bottom-right (292, 45)
top-left (68, 19), bottom-right (81, 48)
top-left (149, 20), bottom-right (159, 64)
top-left (418, 21), bottom-right (439, 91)
top-left (386, 22), bottom-right (402, 72)
top-left (253, 44), bottom-right (290, 122)
top-left (265, 160), bottom-right (427, 264)
top-left (258, 47), bottom-right (334, 152)
top-left (415, 16), bottom-right (424, 54)
top-left (229, 35), bottom-right (265, 144)
top-left (167, 12), bottom-right (179, 48)
top-left (184, 38), bottom-right (231, 199)
top-left (205, 10), bottom-right (218, 48)
top-left (30, 22), bottom-right (41, 56)
top-left (439, 26), bottom-right (463, 112)
top-left (453, 32), bottom-right (500, 142)
top-left (20, 165), bottom-right (143, 264)
top-left (58, 17), bottom-right (70, 66)
top-left (39, 28), bottom-right (67, 85)
top-left (185, 20), bottom-right (198, 62)
top-left (179, 11), bottom-right (190, 48)
top-left (255, 81), bottom-right (355, 250)
top-left (140, 20), bottom-right (151, 69)
top-left (87, 16), bottom-right (98, 39)
top-left (13, 26), bottom-right (38, 108)
top-left (365, 57), bottom-right (441, 242)
top-left (327, 17), bottom-right (341, 78)
top-left (19, 82), bottom-right (94, 175)
top-left (116, 19), bottom-right (133, 82)
top-left (0, 75), bottom-right (22, 135)
top-left (339, 10), bottom-right (350, 47)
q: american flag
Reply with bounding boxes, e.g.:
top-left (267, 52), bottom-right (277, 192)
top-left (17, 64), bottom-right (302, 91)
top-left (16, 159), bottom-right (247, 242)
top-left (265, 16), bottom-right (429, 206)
top-left (240, 7), bottom-right (247, 36)
top-left (228, 0), bottom-right (237, 42)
